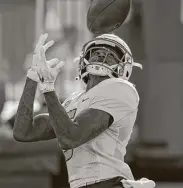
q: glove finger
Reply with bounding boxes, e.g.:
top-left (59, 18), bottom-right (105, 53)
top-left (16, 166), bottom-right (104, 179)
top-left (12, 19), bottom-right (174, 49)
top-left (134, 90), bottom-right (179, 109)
top-left (141, 180), bottom-right (156, 188)
top-left (47, 58), bottom-right (59, 68)
top-left (34, 34), bottom-right (43, 54)
top-left (122, 183), bottom-right (133, 188)
top-left (33, 35), bottom-right (44, 67)
top-left (39, 46), bottom-right (47, 68)
top-left (121, 180), bottom-right (133, 188)
top-left (52, 61), bottom-right (65, 74)
top-left (148, 181), bottom-right (156, 188)
top-left (35, 33), bottom-right (48, 54)
top-left (32, 54), bottom-right (37, 67)
top-left (55, 61), bottom-right (65, 73)
top-left (40, 33), bottom-right (48, 46)
top-left (124, 179), bottom-right (156, 188)
top-left (50, 61), bottom-right (64, 78)
top-left (140, 178), bottom-right (149, 181)
top-left (139, 178), bottom-right (156, 187)
top-left (44, 40), bottom-right (54, 52)
top-left (32, 46), bottom-right (47, 70)
top-left (124, 180), bottom-right (140, 185)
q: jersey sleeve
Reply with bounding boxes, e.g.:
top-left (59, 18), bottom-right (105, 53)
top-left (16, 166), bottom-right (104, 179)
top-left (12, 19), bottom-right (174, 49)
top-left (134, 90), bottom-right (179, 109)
top-left (88, 81), bottom-right (139, 123)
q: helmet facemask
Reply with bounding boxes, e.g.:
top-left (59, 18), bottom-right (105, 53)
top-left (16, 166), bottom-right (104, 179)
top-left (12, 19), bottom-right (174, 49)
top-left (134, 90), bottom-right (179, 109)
top-left (87, 45), bottom-right (125, 75)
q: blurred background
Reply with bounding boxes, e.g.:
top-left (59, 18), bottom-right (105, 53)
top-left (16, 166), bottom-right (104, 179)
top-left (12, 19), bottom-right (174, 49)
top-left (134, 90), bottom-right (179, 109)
top-left (0, 0), bottom-right (182, 188)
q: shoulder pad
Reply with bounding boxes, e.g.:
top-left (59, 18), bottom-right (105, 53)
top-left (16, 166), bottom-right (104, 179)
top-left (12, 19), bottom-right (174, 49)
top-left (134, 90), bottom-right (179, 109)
top-left (96, 78), bottom-right (139, 102)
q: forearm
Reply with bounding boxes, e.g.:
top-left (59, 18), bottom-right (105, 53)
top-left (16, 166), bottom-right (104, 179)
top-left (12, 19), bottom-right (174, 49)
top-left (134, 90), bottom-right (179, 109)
top-left (13, 77), bottom-right (37, 140)
top-left (43, 92), bottom-right (110, 149)
top-left (44, 91), bottom-right (75, 149)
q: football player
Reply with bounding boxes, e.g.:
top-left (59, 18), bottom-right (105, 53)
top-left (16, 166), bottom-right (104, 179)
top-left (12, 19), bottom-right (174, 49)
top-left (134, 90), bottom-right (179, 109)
top-left (13, 33), bottom-right (155, 188)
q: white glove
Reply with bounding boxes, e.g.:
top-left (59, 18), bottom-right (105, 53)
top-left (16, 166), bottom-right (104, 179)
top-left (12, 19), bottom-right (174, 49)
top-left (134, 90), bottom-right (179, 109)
top-left (32, 33), bottom-right (64, 93)
top-left (122, 178), bottom-right (156, 188)
top-left (27, 33), bottom-right (55, 82)
top-left (38, 58), bottom-right (64, 93)
top-left (27, 33), bottom-right (64, 92)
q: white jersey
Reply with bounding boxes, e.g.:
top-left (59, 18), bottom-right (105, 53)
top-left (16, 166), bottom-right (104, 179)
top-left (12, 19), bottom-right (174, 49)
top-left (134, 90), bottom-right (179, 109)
top-left (62, 78), bottom-right (139, 188)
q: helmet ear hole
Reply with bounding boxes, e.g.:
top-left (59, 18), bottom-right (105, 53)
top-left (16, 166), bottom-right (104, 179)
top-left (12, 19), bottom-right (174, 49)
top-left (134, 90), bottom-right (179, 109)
top-left (122, 64), bottom-right (132, 80)
top-left (126, 71), bottom-right (129, 78)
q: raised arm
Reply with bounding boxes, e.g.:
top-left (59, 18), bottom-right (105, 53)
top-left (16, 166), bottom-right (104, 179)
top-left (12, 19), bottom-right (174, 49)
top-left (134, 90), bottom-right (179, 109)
top-left (13, 78), bottom-right (56, 142)
top-left (43, 91), bottom-right (112, 150)
top-left (13, 34), bottom-right (58, 142)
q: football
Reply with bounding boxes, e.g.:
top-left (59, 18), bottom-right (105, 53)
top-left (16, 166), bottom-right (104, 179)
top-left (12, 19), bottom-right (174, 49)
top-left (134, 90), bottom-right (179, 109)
top-left (87, 0), bottom-right (131, 34)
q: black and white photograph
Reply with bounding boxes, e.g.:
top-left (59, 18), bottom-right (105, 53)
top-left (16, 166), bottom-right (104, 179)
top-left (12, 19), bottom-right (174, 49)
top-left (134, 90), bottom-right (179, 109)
top-left (0, 0), bottom-right (182, 188)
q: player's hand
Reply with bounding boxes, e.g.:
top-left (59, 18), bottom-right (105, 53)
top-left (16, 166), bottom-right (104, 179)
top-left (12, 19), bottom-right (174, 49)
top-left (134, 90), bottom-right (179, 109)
top-left (34, 33), bottom-right (64, 93)
top-left (122, 178), bottom-right (156, 188)
top-left (27, 33), bottom-right (56, 82)
top-left (36, 40), bottom-right (64, 83)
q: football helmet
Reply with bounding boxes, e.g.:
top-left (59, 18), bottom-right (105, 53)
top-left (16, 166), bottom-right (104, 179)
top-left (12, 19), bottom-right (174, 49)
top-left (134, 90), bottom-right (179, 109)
top-left (75, 34), bottom-right (142, 84)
